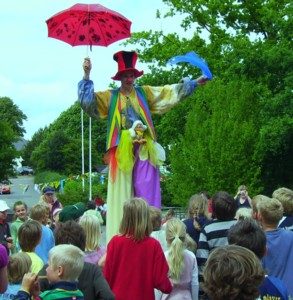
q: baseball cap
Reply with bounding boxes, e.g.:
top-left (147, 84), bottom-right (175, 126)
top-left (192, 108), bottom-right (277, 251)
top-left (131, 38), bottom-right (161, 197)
top-left (43, 186), bottom-right (55, 194)
top-left (0, 200), bottom-right (10, 212)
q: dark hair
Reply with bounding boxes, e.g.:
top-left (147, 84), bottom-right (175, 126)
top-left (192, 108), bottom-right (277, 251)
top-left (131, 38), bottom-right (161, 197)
top-left (54, 220), bottom-right (86, 251)
top-left (87, 200), bottom-right (96, 210)
top-left (18, 220), bottom-right (42, 252)
top-left (227, 219), bottom-right (266, 259)
top-left (212, 191), bottom-right (237, 220)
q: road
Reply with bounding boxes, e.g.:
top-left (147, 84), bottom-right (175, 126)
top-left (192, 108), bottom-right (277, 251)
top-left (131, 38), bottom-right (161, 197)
top-left (0, 176), bottom-right (107, 246)
top-left (0, 176), bottom-right (40, 220)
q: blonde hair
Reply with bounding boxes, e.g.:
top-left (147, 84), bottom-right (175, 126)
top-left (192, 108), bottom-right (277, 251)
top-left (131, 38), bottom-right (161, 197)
top-left (119, 198), bottom-right (152, 242)
top-left (49, 244), bottom-right (84, 281)
top-left (272, 187), bottom-right (293, 215)
top-left (187, 194), bottom-right (209, 219)
top-left (8, 253), bottom-right (32, 284)
top-left (165, 218), bottom-right (186, 283)
top-left (29, 203), bottom-right (47, 222)
top-left (256, 195), bottom-right (283, 227)
top-left (235, 207), bottom-right (253, 220)
top-left (79, 214), bottom-right (101, 252)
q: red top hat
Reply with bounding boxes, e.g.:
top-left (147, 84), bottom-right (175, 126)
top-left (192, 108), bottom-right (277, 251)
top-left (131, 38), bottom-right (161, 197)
top-left (111, 51), bottom-right (144, 81)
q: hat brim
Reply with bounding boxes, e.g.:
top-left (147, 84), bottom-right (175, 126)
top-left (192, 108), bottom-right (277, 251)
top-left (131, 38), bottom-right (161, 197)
top-left (111, 69), bottom-right (144, 81)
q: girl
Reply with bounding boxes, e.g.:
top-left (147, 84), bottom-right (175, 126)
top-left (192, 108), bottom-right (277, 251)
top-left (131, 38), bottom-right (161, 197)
top-left (162, 218), bottom-right (199, 300)
top-left (10, 201), bottom-right (30, 254)
top-left (79, 214), bottom-right (106, 265)
top-left (103, 198), bottom-right (172, 300)
top-left (1, 252), bottom-right (32, 299)
top-left (183, 194), bottom-right (211, 247)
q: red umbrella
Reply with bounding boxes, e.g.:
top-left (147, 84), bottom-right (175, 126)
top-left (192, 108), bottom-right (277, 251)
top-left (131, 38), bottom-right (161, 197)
top-left (46, 3), bottom-right (132, 50)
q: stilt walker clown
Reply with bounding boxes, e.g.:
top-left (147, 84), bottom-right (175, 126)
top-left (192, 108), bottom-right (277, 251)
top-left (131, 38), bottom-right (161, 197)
top-left (78, 50), bottom-right (209, 243)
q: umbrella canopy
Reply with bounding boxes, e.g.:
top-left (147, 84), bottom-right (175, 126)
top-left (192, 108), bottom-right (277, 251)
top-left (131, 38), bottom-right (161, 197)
top-left (46, 3), bottom-right (132, 49)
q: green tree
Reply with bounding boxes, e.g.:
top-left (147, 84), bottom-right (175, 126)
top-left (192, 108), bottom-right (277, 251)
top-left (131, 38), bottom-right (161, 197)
top-left (0, 121), bottom-right (18, 180)
top-left (0, 97), bottom-right (27, 137)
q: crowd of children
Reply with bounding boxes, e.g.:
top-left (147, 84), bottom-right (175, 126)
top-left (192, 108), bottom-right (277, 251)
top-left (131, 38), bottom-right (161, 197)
top-left (0, 185), bottom-right (292, 300)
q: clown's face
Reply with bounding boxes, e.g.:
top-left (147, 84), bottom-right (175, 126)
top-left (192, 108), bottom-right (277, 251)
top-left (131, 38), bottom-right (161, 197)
top-left (120, 71), bottom-right (135, 89)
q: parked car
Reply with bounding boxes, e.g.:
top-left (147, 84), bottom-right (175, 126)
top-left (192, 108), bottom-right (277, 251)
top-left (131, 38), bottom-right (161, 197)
top-left (16, 166), bottom-right (34, 175)
top-left (0, 183), bottom-right (11, 194)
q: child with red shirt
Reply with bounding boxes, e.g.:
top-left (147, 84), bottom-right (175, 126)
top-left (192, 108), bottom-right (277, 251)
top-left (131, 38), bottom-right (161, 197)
top-left (103, 198), bottom-right (172, 300)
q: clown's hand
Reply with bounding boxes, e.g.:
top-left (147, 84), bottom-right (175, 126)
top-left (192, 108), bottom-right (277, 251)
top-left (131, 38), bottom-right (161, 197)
top-left (196, 76), bottom-right (209, 86)
top-left (83, 57), bottom-right (92, 80)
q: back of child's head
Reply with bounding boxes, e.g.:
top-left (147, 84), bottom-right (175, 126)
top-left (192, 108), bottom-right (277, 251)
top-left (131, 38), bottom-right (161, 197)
top-left (272, 187), bottom-right (293, 216)
top-left (54, 220), bottom-right (86, 251)
top-left (49, 244), bottom-right (84, 282)
top-left (212, 191), bottom-right (237, 221)
top-left (87, 200), bottom-right (96, 210)
top-left (29, 203), bottom-right (47, 222)
top-left (79, 214), bottom-right (101, 252)
top-left (235, 207), bottom-right (253, 220)
top-left (8, 252), bottom-right (32, 284)
top-left (18, 220), bottom-right (42, 252)
top-left (188, 193), bottom-right (209, 218)
top-left (119, 197), bottom-right (152, 242)
top-left (149, 206), bottom-right (162, 231)
top-left (202, 245), bottom-right (265, 300)
top-left (227, 219), bottom-right (266, 259)
top-left (256, 196), bottom-right (283, 227)
top-left (165, 218), bottom-right (186, 283)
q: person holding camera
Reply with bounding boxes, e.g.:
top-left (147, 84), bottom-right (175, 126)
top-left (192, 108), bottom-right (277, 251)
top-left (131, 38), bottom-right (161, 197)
top-left (235, 185), bottom-right (252, 209)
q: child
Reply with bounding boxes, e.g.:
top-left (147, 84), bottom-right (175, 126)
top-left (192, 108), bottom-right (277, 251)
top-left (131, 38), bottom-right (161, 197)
top-left (161, 218), bottom-right (199, 300)
top-left (38, 220), bottom-right (115, 300)
top-left (79, 214), bottom-right (106, 265)
top-left (202, 245), bottom-right (265, 300)
top-left (228, 219), bottom-right (289, 300)
top-left (29, 204), bottom-right (55, 265)
top-left (255, 196), bottom-right (293, 298)
top-left (235, 207), bottom-right (253, 220)
top-left (0, 200), bottom-right (14, 255)
top-left (10, 201), bottom-right (30, 254)
top-left (272, 187), bottom-right (293, 231)
top-left (18, 220), bottom-right (44, 274)
top-left (183, 193), bottom-right (211, 247)
top-left (1, 252), bottom-right (32, 299)
top-left (103, 198), bottom-right (172, 300)
top-left (83, 200), bottom-right (104, 225)
top-left (0, 244), bottom-right (8, 293)
top-left (16, 244), bottom-right (85, 299)
top-left (149, 206), bottom-right (168, 252)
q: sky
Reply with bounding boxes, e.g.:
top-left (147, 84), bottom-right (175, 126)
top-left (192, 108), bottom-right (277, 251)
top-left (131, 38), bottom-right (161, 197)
top-left (0, 0), bottom-right (191, 140)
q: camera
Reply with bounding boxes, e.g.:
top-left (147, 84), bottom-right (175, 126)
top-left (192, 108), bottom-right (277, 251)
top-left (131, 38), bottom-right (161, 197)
top-left (240, 191), bottom-right (246, 196)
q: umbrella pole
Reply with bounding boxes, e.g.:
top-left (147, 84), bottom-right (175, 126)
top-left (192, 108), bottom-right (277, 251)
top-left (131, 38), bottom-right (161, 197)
top-left (81, 108), bottom-right (85, 192)
top-left (89, 116), bottom-right (92, 201)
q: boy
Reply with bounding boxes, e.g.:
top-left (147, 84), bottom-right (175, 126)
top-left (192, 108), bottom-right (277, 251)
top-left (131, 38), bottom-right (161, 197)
top-left (0, 200), bottom-right (14, 255)
top-left (228, 219), bottom-right (289, 299)
top-left (272, 187), bottom-right (293, 231)
top-left (18, 220), bottom-right (44, 274)
top-left (202, 245), bottom-right (265, 300)
top-left (29, 204), bottom-right (55, 264)
top-left (16, 244), bottom-right (84, 299)
top-left (38, 220), bottom-right (114, 300)
top-left (255, 195), bottom-right (293, 298)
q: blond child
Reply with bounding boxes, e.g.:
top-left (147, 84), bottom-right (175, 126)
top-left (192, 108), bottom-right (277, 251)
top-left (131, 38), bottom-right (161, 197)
top-left (16, 244), bottom-right (85, 299)
top-left (103, 198), bottom-right (172, 300)
top-left (1, 252), bottom-right (32, 298)
top-left (161, 218), bottom-right (199, 300)
top-left (10, 201), bottom-right (30, 254)
top-left (79, 214), bottom-right (106, 265)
